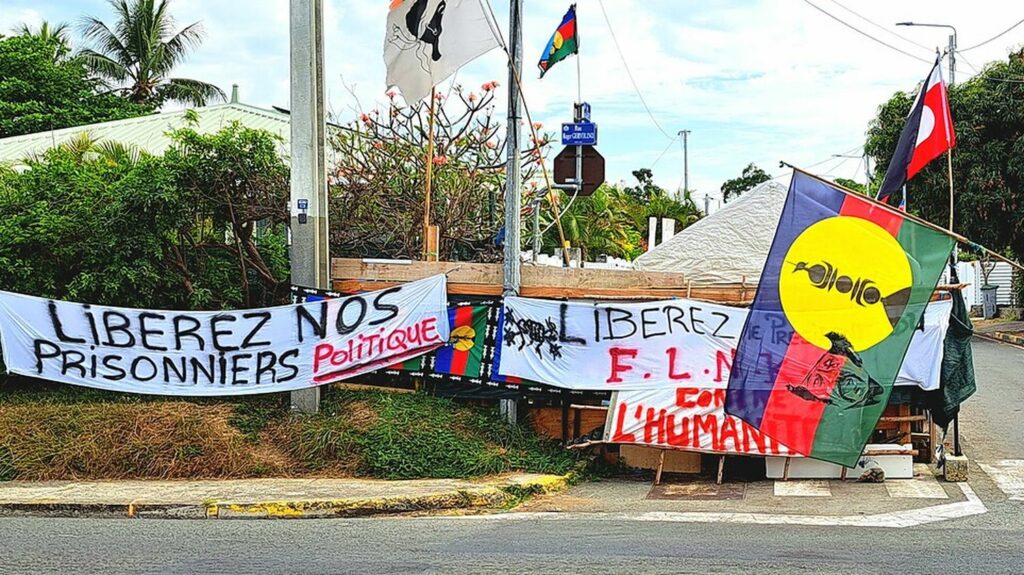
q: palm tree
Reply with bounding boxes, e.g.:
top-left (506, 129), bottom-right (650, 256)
top-left (77, 0), bottom-right (224, 107)
top-left (13, 20), bottom-right (72, 60)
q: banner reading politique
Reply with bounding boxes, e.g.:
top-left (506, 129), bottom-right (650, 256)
top-left (0, 275), bottom-right (449, 395)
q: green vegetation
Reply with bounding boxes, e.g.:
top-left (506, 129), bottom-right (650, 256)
top-left (0, 120), bottom-right (290, 309)
top-left (866, 49), bottom-right (1024, 266)
top-left (77, 0), bottom-right (224, 106)
top-left (720, 163), bottom-right (771, 202)
top-left (0, 383), bottom-right (580, 481)
top-left (0, 34), bottom-right (153, 138)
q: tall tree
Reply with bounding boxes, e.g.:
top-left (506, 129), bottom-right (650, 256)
top-left (866, 49), bottom-right (1024, 267)
top-left (77, 0), bottom-right (224, 107)
top-left (720, 163), bottom-right (770, 202)
top-left (0, 35), bottom-right (152, 138)
top-left (12, 20), bottom-right (72, 60)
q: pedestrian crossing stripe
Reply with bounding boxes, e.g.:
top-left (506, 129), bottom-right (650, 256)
top-left (978, 460), bottom-right (1024, 501)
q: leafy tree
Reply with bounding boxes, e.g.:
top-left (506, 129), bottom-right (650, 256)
top-left (12, 20), bottom-right (72, 61)
top-left (623, 168), bottom-right (666, 202)
top-left (834, 177), bottom-right (866, 194)
top-left (866, 49), bottom-right (1024, 263)
top-left (0, 35), bottom-right (153, 138)
top-left (0, 121), bottom-right (289, 309)
top-left (329, 83), bottom-right (547, 262)
top-left (721, 162), bottom-right (770, 202)
top-left (78, 0), bottom-right (224, 106)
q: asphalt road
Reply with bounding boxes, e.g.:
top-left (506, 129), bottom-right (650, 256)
top-left (0, 339), bottom-right (1021, 575)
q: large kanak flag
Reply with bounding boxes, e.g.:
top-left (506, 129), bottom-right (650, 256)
top-left (725, 171), bottom-right (954, 466)
top-left (384, 0), bottom-right (502, 103)
top-left (877, 57), bottom-right (956, 205)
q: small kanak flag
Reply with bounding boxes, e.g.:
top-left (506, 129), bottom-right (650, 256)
top-left (877, 57), bottom-right (956, 206)
top-left (538, 4), bottom-right (578, 78)
top-left (384, 0), bottom-right (502, 103)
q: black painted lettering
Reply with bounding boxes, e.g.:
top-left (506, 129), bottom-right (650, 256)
top-left (61, 350), bottom-right (87, 377)
top-left (173, 315), bottom-right (205, 350)
top-left (605, 307), bottom-right (637, 340)
top-left (190, 356), bottom-right (215, 384)
top-left (230, 353), bottom-right (252, 385)
top-left (255, 351), bottom-right (277, 384)
top-left (240, 312), bottom-right (271, 348)
top-left (558, 303), bottom-right (586, 344)
top-left (710, 311), bottom-right (733, 339)
top-left (47, 301), bottom-right (86, 344)
top-left (689, 306), bottom-right (706, 335)
top-left (278, 349), bottom-right (300, 382)
top-left (640, 307), bottom-right (666, 338)
top-left (664, 306), bottom-right (690, 334)
top-left (130, 356), bottom-right (158, 381)
top-left (33, 340), bottom-right (61, 373)
top-left (138, 312), bottom-right (168, 351)
top-left (210, 315), bottom-right (239, 352)
top-left (296, 302), bottom-right (327, 343)
top-left (102, 311), bottom-right (135, 347)
top-left (336, 297), bottom-right (367, 335)
top-left (101, 354), bottom-right (126, 381)
top-left (369, 287), bottom-right (402, 326)
top-left (162, 356), bottom-right (188, 383)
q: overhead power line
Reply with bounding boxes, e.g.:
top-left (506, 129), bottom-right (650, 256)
top-left (648, 134), bottom-right (680, 171)
top-left (596, 0), bottom-right (674, 140)
top-left (827, 0), bottom-right (932, 51)
top-left (956, 51), bottom-right (1024, 84)
top-left (801, 0), bottom-right (932, 64)
top-left (960, 17), bottom-right (1024, 52)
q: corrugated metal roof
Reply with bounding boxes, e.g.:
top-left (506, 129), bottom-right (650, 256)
top-left (0, 103), bottom-right (291, 165)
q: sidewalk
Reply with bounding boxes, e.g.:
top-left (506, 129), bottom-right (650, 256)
top-left (0, 473), bottom-right (571, 519)
top-left (974, 320), bottom-right (1024, 347)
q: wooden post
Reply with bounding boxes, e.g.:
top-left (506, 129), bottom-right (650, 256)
top-left (716, 455), bottom-right (725, 485)
top-left (423, 87), bottom-right (437, 261)
top-left (654, 449), bottom-right (666, 486)
top-left (782, 456), bottom-right (792, 481)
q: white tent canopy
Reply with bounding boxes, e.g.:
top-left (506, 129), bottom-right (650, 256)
top-left (633, 179), bottom-right (789, 284)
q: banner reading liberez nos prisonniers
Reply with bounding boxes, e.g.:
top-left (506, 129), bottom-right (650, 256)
top-left (0, 275), bottom-right (449, 395)
top-left (497, 296), bottom-right (745, 391)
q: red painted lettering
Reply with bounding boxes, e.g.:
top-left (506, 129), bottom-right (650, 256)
top-left (610, 402), bottom-right (636, 443)
top-left (714, 348), bottom-right (735, 383)
top-left (606, 347), bottom-right (638, 383)
top-left (676, 387), bottom-right (699, 408)
top-left (643, 407), bottom-right (668, 444)
top-left (666, 347), bottom-right (691, 380)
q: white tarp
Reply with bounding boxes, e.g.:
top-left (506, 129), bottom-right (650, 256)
top-left (894, 298), bottom-right (952, 391)
top-left (0, 275), bottom-right (449, 395)
top-left (633, 180), bottom-right (789, 284)
top-left (497, 296), bottom-right (745, 391)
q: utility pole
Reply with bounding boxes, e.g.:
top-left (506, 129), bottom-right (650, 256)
top-left (500, 0), bottom-right (523, 424)
top-left (896, 21), bottom-right (956, 84)
top-left (289, 0), bottom-right (328, 413)
top-left (704, 193), bottom-right (710, 216)
top-left (678, 129), bottom-right (690, 197)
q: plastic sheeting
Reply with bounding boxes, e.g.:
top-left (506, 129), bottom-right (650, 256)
top-left (633, 180), bottom-right (789, 283)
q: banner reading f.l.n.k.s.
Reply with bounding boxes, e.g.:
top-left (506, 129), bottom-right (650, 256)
top-left (0, 275), bottom-right (449, 395)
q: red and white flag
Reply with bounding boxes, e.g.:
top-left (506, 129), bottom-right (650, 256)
top-left (877, 58), bottom-right (956, 205)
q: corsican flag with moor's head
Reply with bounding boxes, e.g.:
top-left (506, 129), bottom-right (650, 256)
top-left (384, 0), bottom-right (502, 103)
top-left (725, 171), bottom-right (954, 467)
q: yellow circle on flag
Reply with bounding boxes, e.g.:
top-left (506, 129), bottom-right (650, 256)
top-left (778, 215), bottom-right (912, 352)
top-left (450, 325), bottom-right (477, 352)
top-left (553, 32), bottom-right (564, 50)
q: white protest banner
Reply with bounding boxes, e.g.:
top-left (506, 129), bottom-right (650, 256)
top-left (895, 298), bottom-right (952, 391)
top-left (498, 296), bottom-right (745, 391)
top-left (0, 275), bottom-right (449, 396)
top-left (605, 387), bottom-right (796, 456)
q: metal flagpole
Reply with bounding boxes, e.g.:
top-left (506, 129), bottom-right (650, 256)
top-left (423, 87), bottom-right (437, 261)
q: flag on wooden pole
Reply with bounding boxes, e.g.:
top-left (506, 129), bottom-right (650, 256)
top-left (384, 0), bottom-right (502, 103)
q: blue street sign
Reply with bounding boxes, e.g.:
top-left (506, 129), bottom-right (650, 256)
top-left (580, 102), bottom-right (592, 122)
top-left (562, 122), bottom-right (598, 146)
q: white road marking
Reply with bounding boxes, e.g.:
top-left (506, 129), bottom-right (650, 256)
top-left (884, 465), bottom-right (948, 499)
top-left (978, 460), bottom-right (1024, 501)
top-left (444, 484), bottom-right (986, 529)
top-left (773, 480), bottom-right (831, 497)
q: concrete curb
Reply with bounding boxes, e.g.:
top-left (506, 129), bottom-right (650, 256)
top-left (0, 474), bottom-right (575, 520)
top-left (975, 331), bottom-right (1024, 348)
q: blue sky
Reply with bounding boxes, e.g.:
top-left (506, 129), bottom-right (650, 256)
top-left (3, 0), bottom-right (1021, 209)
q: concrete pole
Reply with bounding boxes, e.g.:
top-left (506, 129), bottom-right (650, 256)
top-left (678, 129), bottom-right (691, 195)
top-left (500, 0), bottom-right (523, 424)
top-left (289, 0), bottom-right (328, 413)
